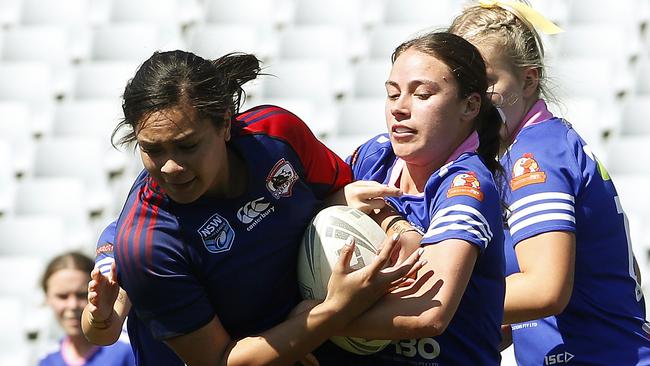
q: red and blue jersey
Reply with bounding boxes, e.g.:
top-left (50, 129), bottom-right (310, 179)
top-left (320, 134), bottom-right (505, 366)
top-left (503, 118), bottom-right (650, 365)
top-left (96, 105), bottom-right (351, 365)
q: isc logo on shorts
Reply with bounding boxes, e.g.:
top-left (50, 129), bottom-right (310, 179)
top-left (198, 213), bottom-right (235, 253)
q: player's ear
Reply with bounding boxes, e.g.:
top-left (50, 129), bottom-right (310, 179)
top-left (522, 67), bottom-right (539, 98)
top-left (222, 111), bottom-right (232, 141)
top-left (461, 93), bottom-right (481, 122)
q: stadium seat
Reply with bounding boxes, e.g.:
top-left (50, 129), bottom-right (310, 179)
top-left (205, 0), bottom-right (290, 28)
top-left (91, 23), bottom-right (184, 62)
top-left (0, 216), bottom-right (67, 259)
top-left (0, 102), bottom-right (36, 175)
top-left (367, 23), bottom-right (434, 60)
top-left (0, 0), bottom-right (22, 27)
top-left (0, 296), bottom-right (30, 358)
top-left (382, 0), bottom-right (461, 26)
top-left (21, 0), bottom-right (89, 26)
top-left (14, 177), bottom-right (93, 248)
top-left (621, 95), bottom-right (650, 135)
top-left (53, 99), bottom-right (123, 140)
top-left (293, 0), bottom-right (379, 30)
top-left (278, 25), bottom-right (353, 63)
top-left (73, 61), bottom-right (139, 99)
top-left (607, 137), bottom-right (650, 176)
top-left (352, 59), bottom-right (392, 98)
top-left (110, 0), bottom-right (185, 24)
top-left (261, 60), bottom-right (337, 102)
top-left (336, 97), bottom-right (386, 137)
top-left (635, 62), bottom-right (650, 94)
top-left (187, 24), bottom-right (271, 60)
top-left (2, 26), bottom-right (75, 96)
top-left (322, 134), bottom-right (369, 160)
top-left (0, 140), bottom-right (16, 216)
top-left (557, 24), bottom-right (641, 66)
top-left (33, 136), bottom-right (122, 214)
top-left (568, 0), bottom-right (647, 27)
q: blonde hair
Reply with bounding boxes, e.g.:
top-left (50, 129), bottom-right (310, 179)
top-left (449, 2), bottom-right (556, 103)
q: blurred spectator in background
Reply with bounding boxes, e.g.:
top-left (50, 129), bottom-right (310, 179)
top-left (38, 251), bottom-right (134, 366)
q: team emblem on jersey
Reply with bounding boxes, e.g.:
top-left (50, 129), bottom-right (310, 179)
top-left (447, 172), bottom-right (484, 201)
top-left (96, 243), bottom-right (113, 256)
top-left (197, 213), bottom-right (235, 254)
top-left (237, 197), bottom-right (275, 231)
top-left (266, 159), bottom-right (298, 199)
top-left (510, 153), bottom-right (547, 190)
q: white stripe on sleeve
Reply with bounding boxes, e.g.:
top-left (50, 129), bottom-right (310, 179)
top-left (508, 202), bottom-right (575, 226)
top-left (509, 192), bottom-right (574, 211)
top-left (509, 213), bottom-right (576, 235)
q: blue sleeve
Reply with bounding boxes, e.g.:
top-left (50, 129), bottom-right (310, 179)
top-left (422, 167), bottom-right (500, 253)
top-left (95, 221), bottom-right (117, 277)
top-left (504, 127), bottom-right (580, 245)
top-left (348, 134), bottom-right (393, 181)
top-left (115, 187), bottom-right (214, 340)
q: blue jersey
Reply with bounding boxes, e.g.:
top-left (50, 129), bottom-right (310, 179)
top-left (96, 105), bottom-right (352, 365)
top-left (322, 134), bottom-right (505, 365)
top-left (503, 118), bottom-right (650, 365)
top-left (38, 339), bottom-right (134, 366)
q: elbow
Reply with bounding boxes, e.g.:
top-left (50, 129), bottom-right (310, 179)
top-left (411, 311), bottom-right (450, 338)
top-left (538, 289), bottom-right (571, 317)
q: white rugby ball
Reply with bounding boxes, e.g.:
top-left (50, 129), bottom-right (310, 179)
top-left (297, 205), bottom-right (392, 355)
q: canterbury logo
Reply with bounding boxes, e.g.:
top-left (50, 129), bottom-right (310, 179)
top-left (237, 197), bottom-right (271, 224)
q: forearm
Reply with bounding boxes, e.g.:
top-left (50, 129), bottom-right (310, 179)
top-left (223, 301), bottom-right (343, 366)
top-left (82, 290), bottom-right (129, 345)
top-left (341, 291), bottom-right (444, 340)
top-left (82, 306), bottom-right (124, 345)
top-left (503, 272), bottom-right (567, 324)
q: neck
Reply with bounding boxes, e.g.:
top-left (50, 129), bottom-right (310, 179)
top-left (399, 158), bottom-right (443, 195)
top-left (209, 146), bottom-right (248, 199)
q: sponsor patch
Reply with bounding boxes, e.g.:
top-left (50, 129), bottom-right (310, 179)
top-left (237, 197), bottom-right (275, 231)
top-left (510, 153), bottom-right (547, 191)
top-left (266, 159), bottom-right (298, 199)
top-left (447, 172), bottom-right (484, 201)
top-left (197, 213), bottom-right (235, 253)
top-left (96, 243), bottom-right (114, 256)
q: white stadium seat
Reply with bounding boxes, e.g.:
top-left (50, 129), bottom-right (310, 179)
top-left (205, 0), bottom-right (290, 28)
top-left (187, 25), bottom-right (270, 60)
top-left (352, 59), bottom-right (392, 98)
top-left (110, 0), bottom-right (184, 24)
top-left (0, 0), bottom-right (22, 27)
top-left (336, 97), bottom-right (386, 137)
top-left (0, 216), bottom-right (67, 259)
top-left (91, 23), bottom-right (185, 62)
top-left (607, 137), bottom-right (650, 176)
top-left (367, 23), bottom-right (434, 60)
top-left (73, 61), bottom-right (139, 99)
top-left (0, 102), bottom-right (36, 175)
top-left (383, 0), bottom-right (461, 27)
top-left (621, 96), bottom-right (650, 135)
top-left (53, 99), bottom-right (123, 140)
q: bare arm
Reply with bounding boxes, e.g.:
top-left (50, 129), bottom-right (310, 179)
top-left (504, 231), bottom-right (575, 324)
top-left (341, 239), bottom-right (479, 340)
top-left (162, 235), bottom-right (424, 366)
top-left (82, 263), bottom-right (130, 345)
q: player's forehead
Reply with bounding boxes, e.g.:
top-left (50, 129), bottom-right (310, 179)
top-left (136, 105), bottom-right (204, 145)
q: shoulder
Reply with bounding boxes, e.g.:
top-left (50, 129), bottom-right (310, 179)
top-left (510, 118), bottom-right (574, 156)
top-left (436, 154), bottom-right (498, 194)
top-left (349, 134), bottom-right (392, 170)
top-left (235, 105), bottom-right (310, 140)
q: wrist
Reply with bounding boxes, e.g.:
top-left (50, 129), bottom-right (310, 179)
top-left (88, 312), bottom-right (113, 330)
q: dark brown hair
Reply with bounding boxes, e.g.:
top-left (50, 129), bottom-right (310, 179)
top-left (112, 50), bottom-right (262, 147)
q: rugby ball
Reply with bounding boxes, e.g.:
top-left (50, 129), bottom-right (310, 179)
top-left (297, 205), bottom-right (392, 355)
